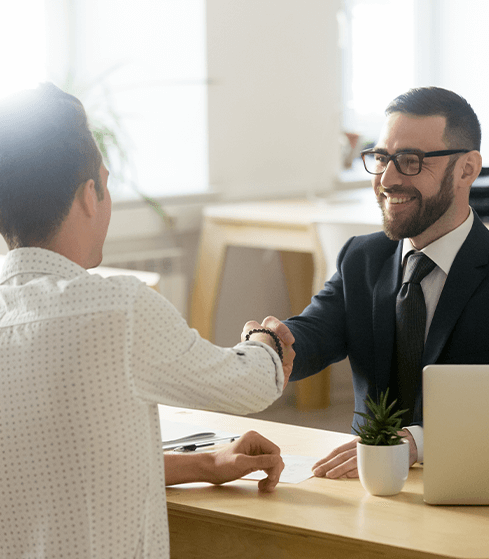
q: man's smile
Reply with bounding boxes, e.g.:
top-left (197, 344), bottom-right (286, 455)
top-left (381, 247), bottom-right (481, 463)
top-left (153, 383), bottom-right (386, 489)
top-left (383, 194), bottom-right (416, 206)
top-left (377, 187), bottom-right (418, 208)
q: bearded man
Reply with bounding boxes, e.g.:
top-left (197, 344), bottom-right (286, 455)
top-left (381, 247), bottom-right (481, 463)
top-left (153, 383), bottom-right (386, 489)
top-left (245, 86), bottom-right (486, 478)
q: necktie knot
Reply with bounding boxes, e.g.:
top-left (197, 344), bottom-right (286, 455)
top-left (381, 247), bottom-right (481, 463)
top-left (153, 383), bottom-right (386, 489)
top-left (403, 252), bottom-right (436, 285)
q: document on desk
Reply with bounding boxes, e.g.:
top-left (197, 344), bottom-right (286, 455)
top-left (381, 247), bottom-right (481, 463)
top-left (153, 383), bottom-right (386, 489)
top-left (243, 455), bottom-right (320, 484)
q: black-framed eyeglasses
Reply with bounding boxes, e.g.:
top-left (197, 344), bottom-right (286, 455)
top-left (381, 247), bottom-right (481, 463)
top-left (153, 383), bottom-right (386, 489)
top-left (360, 149), bottom-right (470, 177)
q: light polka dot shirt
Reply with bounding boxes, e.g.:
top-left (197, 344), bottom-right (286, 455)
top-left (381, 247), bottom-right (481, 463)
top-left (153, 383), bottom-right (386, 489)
top-left (0, 248), bottom-right (284, 559)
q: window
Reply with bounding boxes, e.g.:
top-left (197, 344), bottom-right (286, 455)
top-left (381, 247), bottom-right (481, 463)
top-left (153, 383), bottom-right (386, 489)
top-left (341, 0), bottom-right (489, 165)
top-left (0, 1), bottom-right (207, 202)
top-left (341, 0), bottom-right (417, 148)
top-left (73, 0), bottom-right (208, 202)
top-left (0, 1), bottom-right (47, 100)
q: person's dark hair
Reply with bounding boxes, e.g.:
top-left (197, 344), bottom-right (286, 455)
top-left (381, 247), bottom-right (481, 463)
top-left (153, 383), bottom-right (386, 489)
top-left (0, 82), bottom-right (103, 248)
top-left (386, 86), bottom-right (481, 152)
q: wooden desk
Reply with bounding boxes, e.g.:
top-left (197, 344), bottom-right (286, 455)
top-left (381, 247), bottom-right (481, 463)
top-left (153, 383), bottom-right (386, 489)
top-left (161, 405), bottom-right (489, 559)
top-left (190, 194), bottom-right (382, 409)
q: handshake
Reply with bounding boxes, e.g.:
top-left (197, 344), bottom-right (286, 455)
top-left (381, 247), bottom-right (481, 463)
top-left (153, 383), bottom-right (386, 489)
top-left (241, 316), bottom-right (296, 388)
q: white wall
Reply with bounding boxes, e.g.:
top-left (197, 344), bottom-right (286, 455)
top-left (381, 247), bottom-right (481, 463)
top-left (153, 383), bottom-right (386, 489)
top-left (100, 0), bottom-right (343, 257)
top-left (206, 0), bottom-right (342, 201)
top-left (205, 0), bottom-right (344, 347)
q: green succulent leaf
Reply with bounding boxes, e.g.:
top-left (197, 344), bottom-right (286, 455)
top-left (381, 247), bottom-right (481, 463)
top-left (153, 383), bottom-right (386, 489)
top-left (352, 388), bottom-right (408, 446)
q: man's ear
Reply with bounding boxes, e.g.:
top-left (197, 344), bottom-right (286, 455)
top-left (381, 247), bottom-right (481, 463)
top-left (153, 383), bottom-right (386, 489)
top-left (77, 179), bottom-right (98, 218)
top-left (459, 150), bottom-right (482, 186)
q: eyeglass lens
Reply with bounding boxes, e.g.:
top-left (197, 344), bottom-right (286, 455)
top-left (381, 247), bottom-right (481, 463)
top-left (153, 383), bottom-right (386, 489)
top-left (363, 152), bottom-right (421, 176)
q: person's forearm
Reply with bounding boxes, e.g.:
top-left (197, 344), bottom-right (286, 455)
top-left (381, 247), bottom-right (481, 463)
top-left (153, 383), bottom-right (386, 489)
top-left (164, 452), bottom-right (216, 486)
top-left (131, 287), bottom-right (284, 416)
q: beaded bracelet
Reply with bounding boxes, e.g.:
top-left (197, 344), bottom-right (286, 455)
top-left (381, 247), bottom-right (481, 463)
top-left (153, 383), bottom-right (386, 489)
top-left (245, 328), bottom-right (284, 363)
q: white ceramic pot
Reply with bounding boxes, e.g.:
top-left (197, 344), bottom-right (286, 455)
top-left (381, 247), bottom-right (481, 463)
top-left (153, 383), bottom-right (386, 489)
top-left (357, 439), bottom-right (410, 496)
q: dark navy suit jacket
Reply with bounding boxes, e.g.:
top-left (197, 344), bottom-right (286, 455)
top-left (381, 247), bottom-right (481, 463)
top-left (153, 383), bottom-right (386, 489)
top-left (285, 212), bottom-right (489, 431)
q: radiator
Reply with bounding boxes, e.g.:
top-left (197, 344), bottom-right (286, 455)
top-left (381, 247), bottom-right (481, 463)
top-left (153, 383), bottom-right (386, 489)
top-left (101, 248), bottom-right (188, 317)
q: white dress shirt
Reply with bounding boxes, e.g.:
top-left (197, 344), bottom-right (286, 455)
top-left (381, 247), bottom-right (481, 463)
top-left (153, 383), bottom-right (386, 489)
top-left (0, 248), bottom-right (284, 559)
top-left (401, 209), bottom-right (474, 462)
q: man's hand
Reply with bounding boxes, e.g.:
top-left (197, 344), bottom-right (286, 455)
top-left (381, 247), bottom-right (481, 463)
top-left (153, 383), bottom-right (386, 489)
top-left (312, 437), bottom-right (360, 479)
top-left (398, 429), bottom-right (418, 467)
top-left (312, 431), bottom-right (418, 479)
top-left (208, 430), bottom-right (284, 492)
top-left (241, 316), bottom-right (295, 387)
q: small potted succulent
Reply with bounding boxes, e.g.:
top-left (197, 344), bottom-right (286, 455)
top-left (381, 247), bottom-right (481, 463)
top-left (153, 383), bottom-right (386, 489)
top-left (353, 389), bottom-right (410, 496)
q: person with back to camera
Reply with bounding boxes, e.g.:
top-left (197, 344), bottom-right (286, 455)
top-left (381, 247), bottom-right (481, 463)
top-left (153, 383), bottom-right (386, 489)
top-left (245, 86), bottom-right (488, 479)
top-left (0, 83), bottom-right (294, 559)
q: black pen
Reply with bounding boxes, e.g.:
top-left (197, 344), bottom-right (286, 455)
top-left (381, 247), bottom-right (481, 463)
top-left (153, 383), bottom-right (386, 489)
top-left (173, 436), bottom-right (239, 453)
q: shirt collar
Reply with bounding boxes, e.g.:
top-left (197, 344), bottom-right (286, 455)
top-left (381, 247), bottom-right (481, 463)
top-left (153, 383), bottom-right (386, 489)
top-left (0, 247), bottom-right (88, 284)
top-left (402, 208), bottom-right (474, 275)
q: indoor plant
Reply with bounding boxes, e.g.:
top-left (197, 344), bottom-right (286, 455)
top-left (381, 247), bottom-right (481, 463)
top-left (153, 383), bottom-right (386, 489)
top-left (62, 69), bottom-right (171, 227)
top-left (353, 389), bottom-right (410, 496)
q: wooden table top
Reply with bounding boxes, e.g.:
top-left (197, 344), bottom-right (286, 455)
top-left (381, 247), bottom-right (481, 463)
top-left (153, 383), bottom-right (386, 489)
top-left (161, 405), bottom-right (489, 559)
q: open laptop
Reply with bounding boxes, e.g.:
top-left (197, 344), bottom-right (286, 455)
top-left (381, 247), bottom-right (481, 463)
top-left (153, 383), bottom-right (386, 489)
top-left (423, 364), bottom-right (489, 505)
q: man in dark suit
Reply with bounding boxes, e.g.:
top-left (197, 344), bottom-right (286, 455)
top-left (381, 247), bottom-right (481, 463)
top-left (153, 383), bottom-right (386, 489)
top-left (243, 86), bottom-right (485, 478)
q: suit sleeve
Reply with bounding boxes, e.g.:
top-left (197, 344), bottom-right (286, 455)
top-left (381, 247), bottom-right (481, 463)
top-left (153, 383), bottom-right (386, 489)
top-left (285, 237), bottom-right (355, 381)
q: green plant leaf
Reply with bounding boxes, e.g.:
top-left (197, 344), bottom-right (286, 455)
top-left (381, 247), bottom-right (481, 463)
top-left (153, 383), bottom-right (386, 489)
top-left (61, 69), bottom-right (171, 227)
top-left (353, 388), bottom-right (408, 446)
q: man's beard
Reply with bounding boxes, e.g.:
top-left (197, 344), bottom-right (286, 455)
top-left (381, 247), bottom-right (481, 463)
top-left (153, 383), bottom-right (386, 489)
top-left (377, 163), bottom-right (455, 241)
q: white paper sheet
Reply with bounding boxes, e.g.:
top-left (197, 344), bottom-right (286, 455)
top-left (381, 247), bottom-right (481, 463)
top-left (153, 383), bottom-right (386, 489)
top-left (243, 454), bottom-right (320, 484)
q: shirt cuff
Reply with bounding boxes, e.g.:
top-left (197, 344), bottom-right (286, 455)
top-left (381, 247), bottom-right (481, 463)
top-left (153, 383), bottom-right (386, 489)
top-left (404, 425), bottom-right (424, 464)
top-left (236, 340), bottom-right (284, 390)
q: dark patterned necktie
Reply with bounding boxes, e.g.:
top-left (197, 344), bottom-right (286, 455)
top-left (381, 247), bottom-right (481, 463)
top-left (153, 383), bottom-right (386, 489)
top-left (396, 251), bottom-right (436, 424)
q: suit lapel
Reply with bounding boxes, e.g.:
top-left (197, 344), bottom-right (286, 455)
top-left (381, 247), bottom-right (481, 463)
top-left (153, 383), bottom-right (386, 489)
top-left (424, 215), bottom-right (489, 365)
top-left (373, 242), bottom-right (403, 389)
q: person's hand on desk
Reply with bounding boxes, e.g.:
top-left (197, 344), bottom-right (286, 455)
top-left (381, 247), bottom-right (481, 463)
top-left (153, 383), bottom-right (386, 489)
top-left (241, 316), bottom-right (295, 388)
top-left (312, 430), bottom-right (418, 479)
top-left (165, 431), bottom-right (285, 492)
top-left (209, 430), bottom-right (285, 491)
top-left (312, 436), bottom-right (360, 479)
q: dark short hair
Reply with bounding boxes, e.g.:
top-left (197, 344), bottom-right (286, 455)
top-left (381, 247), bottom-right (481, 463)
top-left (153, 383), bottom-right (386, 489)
top-left (0, 82), bottom-right (103, 248)
top-left (386, 86), bottom-right (481, 152)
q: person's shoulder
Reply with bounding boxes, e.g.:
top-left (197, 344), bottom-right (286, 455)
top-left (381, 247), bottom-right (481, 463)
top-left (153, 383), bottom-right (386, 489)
top-left (79, 271), bottom-right (143, 289)
top-left (343, 230), bottom-right (399, 258)
top-left (66, 271), bottom-right (147, 308)
top-left (470, 210), bottom-right (489, 240)
top-left (333, 231), bottom-right (400, 281)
